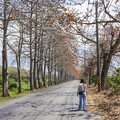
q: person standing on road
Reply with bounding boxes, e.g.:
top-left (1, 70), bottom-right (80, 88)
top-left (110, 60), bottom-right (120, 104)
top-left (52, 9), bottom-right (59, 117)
top-left (77, 79), bottom-right (87, 111)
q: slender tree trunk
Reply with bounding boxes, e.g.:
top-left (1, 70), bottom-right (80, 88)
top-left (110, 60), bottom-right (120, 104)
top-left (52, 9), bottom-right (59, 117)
top-left (37, 68), bottom-right (40, 88)
top-left (17, 59), bottom-right (22, 93)
top-left (58, 70), bottom-right (60, 84)
top-left (17, 45), bottom-right (22, 93)
top-left (17, 23), bottom-right (24, 93)
top-left (65, 72), bottom-right (67, 82)
top-left (40, 49), bottom-right (43, 88)
top-left (37, 63), bottom-right (43, 88)
top-left (48, 44), bottom-right (51, 86)
top-left (37, 46), bottom-right (40, 88)
top-left (89, 68), bottom-right (92, 85)
top-left (2, 0), bottom-right (10, 97)
top-left (48, 65), bottom-right (51, 86)
top-left (54, 65), bottom-right (57, 85)
top-left (37, 45), bottom-right (43, 88)
top-left (33, 4), bottom-right (38, 89)
top-left (50, 59), bottom-right (53, 86)
top-left (66, 74), bottom-right (68, 81)
top-left (60, 70), bottom-right (63, 83)
top-left (43, 56), bottom-right (47, 87)
top-left (30, 2), bottom-right (34, 90)
top-left (33, 43), bottom-right (37, 89)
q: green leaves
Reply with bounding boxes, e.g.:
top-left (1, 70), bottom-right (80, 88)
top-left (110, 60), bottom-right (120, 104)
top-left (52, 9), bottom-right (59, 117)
top-left (109, 68), bottom-right (120, 91)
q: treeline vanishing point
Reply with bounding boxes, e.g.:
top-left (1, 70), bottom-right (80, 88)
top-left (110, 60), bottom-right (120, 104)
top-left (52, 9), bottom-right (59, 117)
top-left (0, 0), bottom-right (80, 97)
top-left (1, 0), bottom-right (120, 97)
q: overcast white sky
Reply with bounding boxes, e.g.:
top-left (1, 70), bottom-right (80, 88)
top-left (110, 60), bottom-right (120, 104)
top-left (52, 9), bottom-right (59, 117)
top-left (65, 0), bottom-right (88, 11)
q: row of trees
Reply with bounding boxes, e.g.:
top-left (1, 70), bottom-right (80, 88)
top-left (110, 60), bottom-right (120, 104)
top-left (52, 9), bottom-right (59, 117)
top-left (0, 0), bottom-right (80, 97)
top-left (53, 0), bottom-right (120, 89)
top-left (69, 0), bottom-right (120, 89)
top-left (1, 0), bottom-right (119, 97)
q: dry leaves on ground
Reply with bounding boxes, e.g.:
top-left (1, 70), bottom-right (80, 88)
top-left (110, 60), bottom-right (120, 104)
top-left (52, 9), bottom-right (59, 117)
top-left (86, 85), bottom-right (120, 120)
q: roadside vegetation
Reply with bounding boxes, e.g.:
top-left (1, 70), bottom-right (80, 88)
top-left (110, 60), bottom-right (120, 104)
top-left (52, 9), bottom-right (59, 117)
top-left (87, 83), bottom-right (120, 120)
top-left (0, 0), bottom-right (79, 97)
top-left (86, 68), bottom-right (120, 120)
top-left (89, 68), bottom-right (120, 92)
top-left (0, 1), bottom-right (120, 119)
top-left (0, 66), bottom-right (72, 102)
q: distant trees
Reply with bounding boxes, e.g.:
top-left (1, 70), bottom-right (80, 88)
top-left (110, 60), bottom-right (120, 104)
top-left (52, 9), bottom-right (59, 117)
top-left (0, 0), bottom-right (79, 97)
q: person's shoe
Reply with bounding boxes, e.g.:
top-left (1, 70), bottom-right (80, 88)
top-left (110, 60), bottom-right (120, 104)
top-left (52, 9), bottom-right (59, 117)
top-left (77, 108), bottom-right (81, 111)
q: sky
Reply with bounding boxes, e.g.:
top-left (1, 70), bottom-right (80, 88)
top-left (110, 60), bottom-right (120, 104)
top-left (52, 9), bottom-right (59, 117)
top-left (65, 0), bottom-right (88, 10)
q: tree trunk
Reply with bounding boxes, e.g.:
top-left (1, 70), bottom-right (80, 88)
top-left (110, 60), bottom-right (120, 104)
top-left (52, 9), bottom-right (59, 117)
top-left (101, 36), bottom-right (120, 89)
top-left (47, 49), bottom-right (51, 86)
top-left (17, 48), bottom-right (22, 93)
top-left (17, 23), bottom-right (24, 93)
top-left (50, 60), bottom-right (53, 86)
top-left (60, 70), bottom-right (63, 83)
top-left (39, 47), bottom-right (43, 88)
top-left (37, 64), bottom-right (43, 88)
top-left (33, 4), bottom-right (38, 89)
top-left (33, 42), bottom-right (37, 89)
top-left (2, 0), bottom-right (10, 97)
top-left (43, 56), bottom-right (47, 87)
top-left (54, 65), bottom-right (57, 85)
top-left (37, 68), bottom-right (41, 88)
top-left (48, 65), bottom-right (51, 86)
top-left (17, 64), bottom-right (22, 93)
top-left (36, 41), bottom-right (42, 88)
top-left (58, 70), bottom-right (60, 84)
top-left (89, 68), bottom-right (92, 85)
top-left (65, 72), bottom-right (67, 82)
top-left (29, 2), bottom-right (34, 90)
top-left (101, 53), bottom-right (112, 89)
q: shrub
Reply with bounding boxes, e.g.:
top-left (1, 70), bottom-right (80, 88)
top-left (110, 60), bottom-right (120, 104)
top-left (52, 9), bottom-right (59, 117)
top-left (109, 68), bottom-right (120, 91)
top-left (23, 79), bottom-right (29, 84)
top-left (0, 85), bottom-right (2, 92)
top-left (0, 77), bottom-right (2, 86)
top-left (46, 79), bottom-right (49, 86)
top-left (91, 74), bottom-right (96, 83)
top-left (9, 83), bottom-right (17, 90)
top-left (8, 78), bottom-right (16, 84)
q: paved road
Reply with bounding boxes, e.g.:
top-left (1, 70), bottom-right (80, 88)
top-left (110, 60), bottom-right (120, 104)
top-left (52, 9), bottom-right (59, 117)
top-left (0, 80), bottom-right (101, 120)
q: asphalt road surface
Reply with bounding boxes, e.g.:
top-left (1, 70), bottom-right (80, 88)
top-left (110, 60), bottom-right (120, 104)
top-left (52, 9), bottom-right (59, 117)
top-left (0, 80), bottom-right (101, 120)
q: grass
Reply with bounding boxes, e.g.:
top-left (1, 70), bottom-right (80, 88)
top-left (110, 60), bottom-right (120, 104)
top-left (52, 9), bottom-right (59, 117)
top-left (0, 80), bottom-right (72, 103)
top-left (0, 86), bottom-right (47, 103)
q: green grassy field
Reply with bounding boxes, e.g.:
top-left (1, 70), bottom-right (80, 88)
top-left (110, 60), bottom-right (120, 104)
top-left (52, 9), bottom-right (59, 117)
top-left (0, 81), bottom-right (45, 103)
top-left (0, 78), bottom-right (70, 103)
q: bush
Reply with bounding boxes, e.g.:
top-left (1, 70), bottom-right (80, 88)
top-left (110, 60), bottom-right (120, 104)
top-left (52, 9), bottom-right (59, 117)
top-left (23, 79), bottom-right (29, 84)
top-left (15, 77), bottom-right (19, 82)
top-left (8, 78), bottom-right (16, 84)
top-left (91, 74), bottom-right (96, 83)
top-left (46, 79), bottom-right (49, 86)
top-left (0, 85), bottom-right (2, 92)
top-left (9, 83), bottom-right (17, 90)
top-left (109, 68), bottom-right (120, 91)
top-left (0, 77), bottom-right (2, 86)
